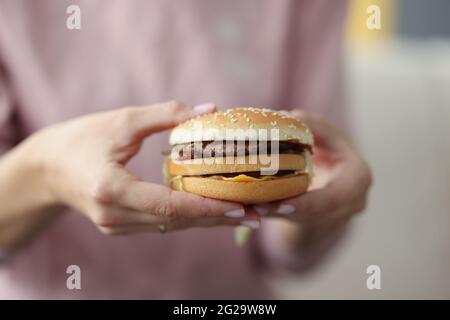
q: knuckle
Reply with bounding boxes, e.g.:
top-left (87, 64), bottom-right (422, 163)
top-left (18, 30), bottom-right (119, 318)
top-left (91, 186), bottom-right (116, 205)
top-left (91, 184), bottom-right (113, 204)
top-left (91, 178), bottom-right (114, 204)
top-left (90, 171), bottom-right (123, 204)
top-left (154, 201), bottom-right (178, 220)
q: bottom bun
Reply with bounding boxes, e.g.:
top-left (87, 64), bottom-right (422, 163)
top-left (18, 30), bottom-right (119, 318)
top-left (171, 174), bottom-right (309, 204)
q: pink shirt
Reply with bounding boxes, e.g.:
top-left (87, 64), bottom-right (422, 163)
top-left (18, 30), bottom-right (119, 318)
top-left (0, 0), bottom-right (347, 299)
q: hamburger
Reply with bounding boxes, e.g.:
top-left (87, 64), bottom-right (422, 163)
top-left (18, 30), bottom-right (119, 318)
top-left (165, 107), bottom-right (314, 204)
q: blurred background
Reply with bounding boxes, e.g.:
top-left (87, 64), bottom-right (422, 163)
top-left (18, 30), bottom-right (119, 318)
top-left (271, 0), bottom-right (450, 299)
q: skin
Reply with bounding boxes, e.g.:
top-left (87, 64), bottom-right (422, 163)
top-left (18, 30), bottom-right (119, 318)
top-left (0, 102), bottom-right (372, 267)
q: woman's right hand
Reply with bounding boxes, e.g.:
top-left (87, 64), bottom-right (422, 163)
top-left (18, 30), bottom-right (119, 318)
top-left (21, 101), bottom-right (257, 235)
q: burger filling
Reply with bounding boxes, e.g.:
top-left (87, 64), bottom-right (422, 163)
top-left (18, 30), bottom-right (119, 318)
top-left (173, 140), bottom-right (310, 161)
top-left (166, 140), bottom-right (313, 183)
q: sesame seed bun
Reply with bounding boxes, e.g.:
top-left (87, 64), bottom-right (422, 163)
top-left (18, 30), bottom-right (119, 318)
top-left (169, 107), bottom-right (314, 145)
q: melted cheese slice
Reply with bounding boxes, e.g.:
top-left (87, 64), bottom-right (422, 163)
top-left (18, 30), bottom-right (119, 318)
top-left (218, 174), bottom-right (276, 182)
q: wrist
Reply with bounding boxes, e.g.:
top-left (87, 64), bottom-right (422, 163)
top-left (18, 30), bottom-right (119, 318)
top-left (13, 131), bottom-right (59, 208)
top-left (0, 130), bottom-right (63, 250)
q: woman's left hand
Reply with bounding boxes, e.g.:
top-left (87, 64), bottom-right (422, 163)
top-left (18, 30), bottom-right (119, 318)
top-left (253, 111), bottom-right (372, 247)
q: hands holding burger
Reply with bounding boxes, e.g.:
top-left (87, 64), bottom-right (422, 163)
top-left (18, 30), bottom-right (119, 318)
top-left (0, 100), bottom-right (371, 259)
top-left (165, 106), bottom-right (372, 254)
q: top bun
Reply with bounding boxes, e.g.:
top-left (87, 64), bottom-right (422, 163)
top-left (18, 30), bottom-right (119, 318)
top-left (169, 107), bottom-right (313, 145)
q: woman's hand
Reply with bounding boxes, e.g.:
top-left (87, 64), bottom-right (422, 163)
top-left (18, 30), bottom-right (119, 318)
top-left (23, 101), bottom-right (254, 235)
top-left (254, 111), bottom-right (372, 253)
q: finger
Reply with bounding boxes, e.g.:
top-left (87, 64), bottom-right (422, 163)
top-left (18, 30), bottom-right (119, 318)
top-left (98, 216), bottom-right (253, 235)
top-left (118, 178), bottom-right (246, 219)
top-left (98, 223), bottom-right (160, 235)
top-left (278, 109), bottom-right (292, 116)
top-left (180, 215), bottom-right (255, 229)
top-left (90, 204), bottom-right (170, 227)
top-left (92, 164), bottom-right (246, 219)
top-left (127, 101), bottom-right (217, 135)
top-left (254, 191), bottom-right (340, 225)
top-left (291, 111), bottom-right (353, 151)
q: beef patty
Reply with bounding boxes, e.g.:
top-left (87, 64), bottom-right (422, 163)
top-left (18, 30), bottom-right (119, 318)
top-left (173, 140), bottom-right (309, 161)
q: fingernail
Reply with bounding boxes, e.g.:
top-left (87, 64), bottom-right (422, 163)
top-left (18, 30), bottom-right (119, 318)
top-left (193, 103), bottom-right (216, 115)
top-left (224, 208), bottom-right (245, 218)
top-left (240, 220), bottom-right (260, 229)
top-left (277, 204), bottom-right (296, 215)
top-left (254, 205), bottom-right (269, 216)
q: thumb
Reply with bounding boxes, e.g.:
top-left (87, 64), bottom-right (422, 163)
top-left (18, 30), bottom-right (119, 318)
top-left (129, 100), bottom-right (217, 134)
top-left (291, 111), bottom-right (351, 150)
